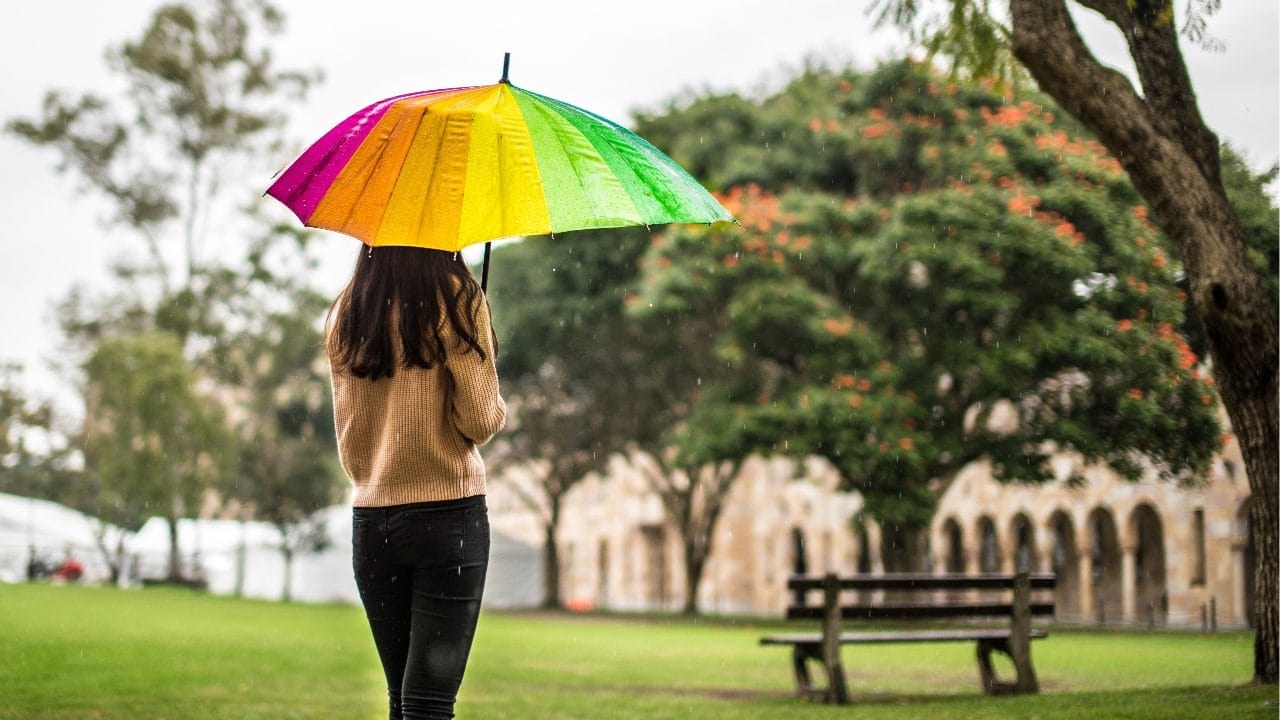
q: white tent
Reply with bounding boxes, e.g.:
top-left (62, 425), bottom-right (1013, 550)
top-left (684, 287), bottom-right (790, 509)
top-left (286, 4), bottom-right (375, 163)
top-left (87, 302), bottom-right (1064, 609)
top-left (0, 492), bottom-right (543, 608)
top-left (485, 525), bottom-right (543, 609)
top-left (127, 504), bottom-right (543, 608)
top-left (0, 493), bottom-right (129, 584)
top-left (290, 505), bottom-right (544, 608)
top-left (128, 515), bottom-right (291, 598)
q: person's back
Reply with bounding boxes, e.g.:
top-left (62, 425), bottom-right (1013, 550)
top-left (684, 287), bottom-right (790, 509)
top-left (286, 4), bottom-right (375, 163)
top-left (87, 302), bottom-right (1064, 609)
top-left (327, 245), bottom-right (505, 720)
top-left (331, 291), bottom-right (504, 506)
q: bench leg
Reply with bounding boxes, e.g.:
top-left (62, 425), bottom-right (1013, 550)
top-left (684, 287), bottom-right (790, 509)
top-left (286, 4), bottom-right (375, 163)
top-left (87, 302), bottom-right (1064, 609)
top-left (790, 643), bottom-right (849, 704)
top-left (823, 648), bottom-right (850, 705)
top-left (791, 643), bottom-right (820, 698)
top-left (976, 638), bottom-right (1039, 695)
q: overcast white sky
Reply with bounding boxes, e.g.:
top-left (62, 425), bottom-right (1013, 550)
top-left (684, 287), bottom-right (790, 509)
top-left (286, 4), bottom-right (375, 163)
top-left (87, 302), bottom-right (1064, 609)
top-left (1, 0), bottom-right (1276, 415)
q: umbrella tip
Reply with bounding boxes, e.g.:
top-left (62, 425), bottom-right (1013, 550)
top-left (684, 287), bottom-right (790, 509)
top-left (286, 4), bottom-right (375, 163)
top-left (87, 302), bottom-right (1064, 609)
top-left (500, 52), bottom-right (511, 84)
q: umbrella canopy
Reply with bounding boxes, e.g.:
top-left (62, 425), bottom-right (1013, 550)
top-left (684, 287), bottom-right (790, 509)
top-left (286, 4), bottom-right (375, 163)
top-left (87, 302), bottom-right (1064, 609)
top-left (266, 60), bottom-right (733, 257)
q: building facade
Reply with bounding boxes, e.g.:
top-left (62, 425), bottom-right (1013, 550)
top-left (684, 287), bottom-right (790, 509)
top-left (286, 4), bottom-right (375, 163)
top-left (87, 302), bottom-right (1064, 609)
top-left (489, 431), bottom-right (1254, 628)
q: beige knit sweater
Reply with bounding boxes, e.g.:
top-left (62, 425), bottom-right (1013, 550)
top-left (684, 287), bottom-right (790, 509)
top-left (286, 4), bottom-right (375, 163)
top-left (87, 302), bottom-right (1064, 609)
top-left (328, 296), bottom-right (506, 507)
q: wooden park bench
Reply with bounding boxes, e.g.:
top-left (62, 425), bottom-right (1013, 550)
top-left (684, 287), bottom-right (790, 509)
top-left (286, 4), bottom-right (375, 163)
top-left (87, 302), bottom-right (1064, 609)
top-left (760, 572), bottom-right (1056, 704)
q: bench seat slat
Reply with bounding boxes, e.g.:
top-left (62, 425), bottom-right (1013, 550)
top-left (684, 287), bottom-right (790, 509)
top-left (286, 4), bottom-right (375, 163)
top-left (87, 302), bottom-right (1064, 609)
top-left (786, 601), bottom-right (1055, 620)
top-left (786, 572), bottom-right (1057, 592)
top-left (760, 628), bottom-right (1050, 646)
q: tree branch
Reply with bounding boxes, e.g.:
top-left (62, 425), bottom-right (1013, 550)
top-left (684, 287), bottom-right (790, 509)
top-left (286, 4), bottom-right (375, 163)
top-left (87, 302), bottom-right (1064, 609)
top-left (501, 468), bottom-right (552, 525)
top-left (1075, 0), bottom-right (1222, 188)
top-left (1008, 0), bottom-right (1232, 283)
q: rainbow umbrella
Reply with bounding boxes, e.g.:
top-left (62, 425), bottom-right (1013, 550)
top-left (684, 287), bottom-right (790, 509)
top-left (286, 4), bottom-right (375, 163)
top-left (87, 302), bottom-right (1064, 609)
top-left (267, 55), bottom-right (733, 288)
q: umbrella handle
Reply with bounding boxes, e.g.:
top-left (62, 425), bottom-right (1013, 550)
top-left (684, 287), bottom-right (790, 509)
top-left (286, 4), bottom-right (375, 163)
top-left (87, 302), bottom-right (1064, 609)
top-left (481, 241), bottom-right (492, 292)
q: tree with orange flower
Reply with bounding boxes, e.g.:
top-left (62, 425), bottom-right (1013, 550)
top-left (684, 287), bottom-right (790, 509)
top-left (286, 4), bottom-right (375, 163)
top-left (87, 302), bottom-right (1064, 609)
top-left (875, 0), bottom-right (1279, 684)
top-left (636, 60), bottom-right (1232, 576)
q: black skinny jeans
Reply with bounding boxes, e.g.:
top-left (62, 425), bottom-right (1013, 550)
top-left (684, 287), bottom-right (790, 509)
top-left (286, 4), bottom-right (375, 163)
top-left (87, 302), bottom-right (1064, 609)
top-left (352, 495), bottom-right (489, 720)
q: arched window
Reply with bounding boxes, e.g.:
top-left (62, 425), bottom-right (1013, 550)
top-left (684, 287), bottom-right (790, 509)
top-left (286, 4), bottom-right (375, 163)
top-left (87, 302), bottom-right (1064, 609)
top-left (978, 517), bottom-right (999, 573)
top-left (856, 525), bottom-right (872, 574)
top-left (944, 519), bottom-right (964, 573)
top-left (791, 527), bottom-right (808, 576)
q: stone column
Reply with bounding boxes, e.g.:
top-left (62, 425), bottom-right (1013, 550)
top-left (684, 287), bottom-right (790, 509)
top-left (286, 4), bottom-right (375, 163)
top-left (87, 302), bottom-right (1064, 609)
top-left (865, 521), bottom-right (885, 575)
top-left (964, 528), bottom-right (983, 603)
top-left (1077, 545), bottom-right (1094, 619)
top-left (1034, 525), bottom-right (1056, 574)
top-left (965, 526), bottom-right (982, 575)
top-left (1121, 543), bottom-right (1137, 623)
top-left (1037, 550), bottom-right (1054, 576)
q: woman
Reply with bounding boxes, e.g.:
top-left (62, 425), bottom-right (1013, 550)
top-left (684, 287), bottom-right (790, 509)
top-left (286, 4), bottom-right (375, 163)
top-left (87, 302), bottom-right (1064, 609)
top-left (326, 245), bottom-right (506, 720)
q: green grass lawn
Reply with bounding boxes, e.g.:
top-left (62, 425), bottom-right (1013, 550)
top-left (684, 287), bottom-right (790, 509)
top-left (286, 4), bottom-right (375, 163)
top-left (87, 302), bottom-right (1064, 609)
top-left (0, 583), bottom-right (1273, 719)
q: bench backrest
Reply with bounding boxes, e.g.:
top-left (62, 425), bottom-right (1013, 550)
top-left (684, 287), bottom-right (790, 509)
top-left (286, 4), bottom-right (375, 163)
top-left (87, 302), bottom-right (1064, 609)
top-left (785, 572), bottom-right (1057, 622)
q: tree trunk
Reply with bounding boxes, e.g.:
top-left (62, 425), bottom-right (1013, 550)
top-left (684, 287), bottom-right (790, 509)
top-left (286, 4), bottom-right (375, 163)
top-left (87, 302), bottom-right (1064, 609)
top-left (234, 521), bottom-right (247, 597)
top-left (94, 527), bottom-right (123, 584)
top-left (541, 523), bottom-right (560, 609)
top-left (541, 499), bottom-right (562, 609)
top-left (878, 521), bottom-right (928, 573)
top-left (165, 515), bottom-right (184, 583)
top-left (1009, 0), bottom-right (1279, 683)
top-left (1250, 486), bottom-right (1278, 681)
top-left (682, 538), bottom-right (704, 615)
top-left (281, 546), bottom-right (294, 603)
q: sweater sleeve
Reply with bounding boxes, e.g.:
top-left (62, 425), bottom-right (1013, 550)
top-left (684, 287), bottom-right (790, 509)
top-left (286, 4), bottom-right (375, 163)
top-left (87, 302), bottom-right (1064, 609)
top-left (445, 294), bottom-right (506, 446)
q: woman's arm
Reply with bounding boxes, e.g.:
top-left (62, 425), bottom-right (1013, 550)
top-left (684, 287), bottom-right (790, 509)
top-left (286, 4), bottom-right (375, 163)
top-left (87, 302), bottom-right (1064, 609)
top-left (445, 294), bottom-right (506, 445)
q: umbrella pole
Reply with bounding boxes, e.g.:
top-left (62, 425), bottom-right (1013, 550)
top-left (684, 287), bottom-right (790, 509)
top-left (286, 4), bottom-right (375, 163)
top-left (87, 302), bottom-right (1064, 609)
top-left (481, 241), bottom-right (492, 292)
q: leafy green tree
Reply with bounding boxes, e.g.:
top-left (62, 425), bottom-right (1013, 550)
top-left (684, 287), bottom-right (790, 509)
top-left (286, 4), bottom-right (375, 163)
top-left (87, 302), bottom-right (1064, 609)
top-left (219, 254), bottom-right (341, 601)
top-left (0, 364), bottom-right (56, 497)
top-left (875, 0), bottom-right (1278, 684)
top-left (618, 298), bottom-right (748, 614)
top-left (488, 225), bottom-right (751, 613)
top-left (486, 231), bottom-right (653, 607)
top-left (9, 1), bottom-right (336, 584)
top-left (84, 332), bottom-right (235, 582)
top-left (0, 366), bottom-right (132, 579)
top-left (635, 61), bottom-right (1222, 569)
top-left (7, 0), bottom-right (315, 325)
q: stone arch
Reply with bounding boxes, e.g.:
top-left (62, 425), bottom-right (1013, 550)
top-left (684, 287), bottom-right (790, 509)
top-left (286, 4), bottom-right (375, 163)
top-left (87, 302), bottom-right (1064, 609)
top-left (1009, 512), bottom-right (1037, 573)
top-left (941, 517), bottom-right (965, 573)
top-left (1129, 503), bottom-right (1167, 625)
top-left (1048, 510), bottom-right (1080, 617)
top-left (977, 516), bottom-right (1000, 573)
top-left (1089, 507), bottom-right (1122, 624)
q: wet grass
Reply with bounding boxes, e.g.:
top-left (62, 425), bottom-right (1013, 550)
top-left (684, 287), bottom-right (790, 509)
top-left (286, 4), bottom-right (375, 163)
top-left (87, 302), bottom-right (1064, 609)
top-left (0, 583), bottom-right (1274, 719)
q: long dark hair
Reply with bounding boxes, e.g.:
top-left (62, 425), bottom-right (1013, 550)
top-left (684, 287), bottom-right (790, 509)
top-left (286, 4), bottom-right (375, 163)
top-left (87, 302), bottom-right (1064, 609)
top-left (327, 245), bottom-right (487, 380)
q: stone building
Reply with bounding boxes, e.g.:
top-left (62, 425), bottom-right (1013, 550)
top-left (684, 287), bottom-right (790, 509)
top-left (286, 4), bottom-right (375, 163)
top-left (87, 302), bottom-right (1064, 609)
top-left (488, 430), bottom-right (1254, 628)
top-left (928, 438), bottom-right (1253, 628)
